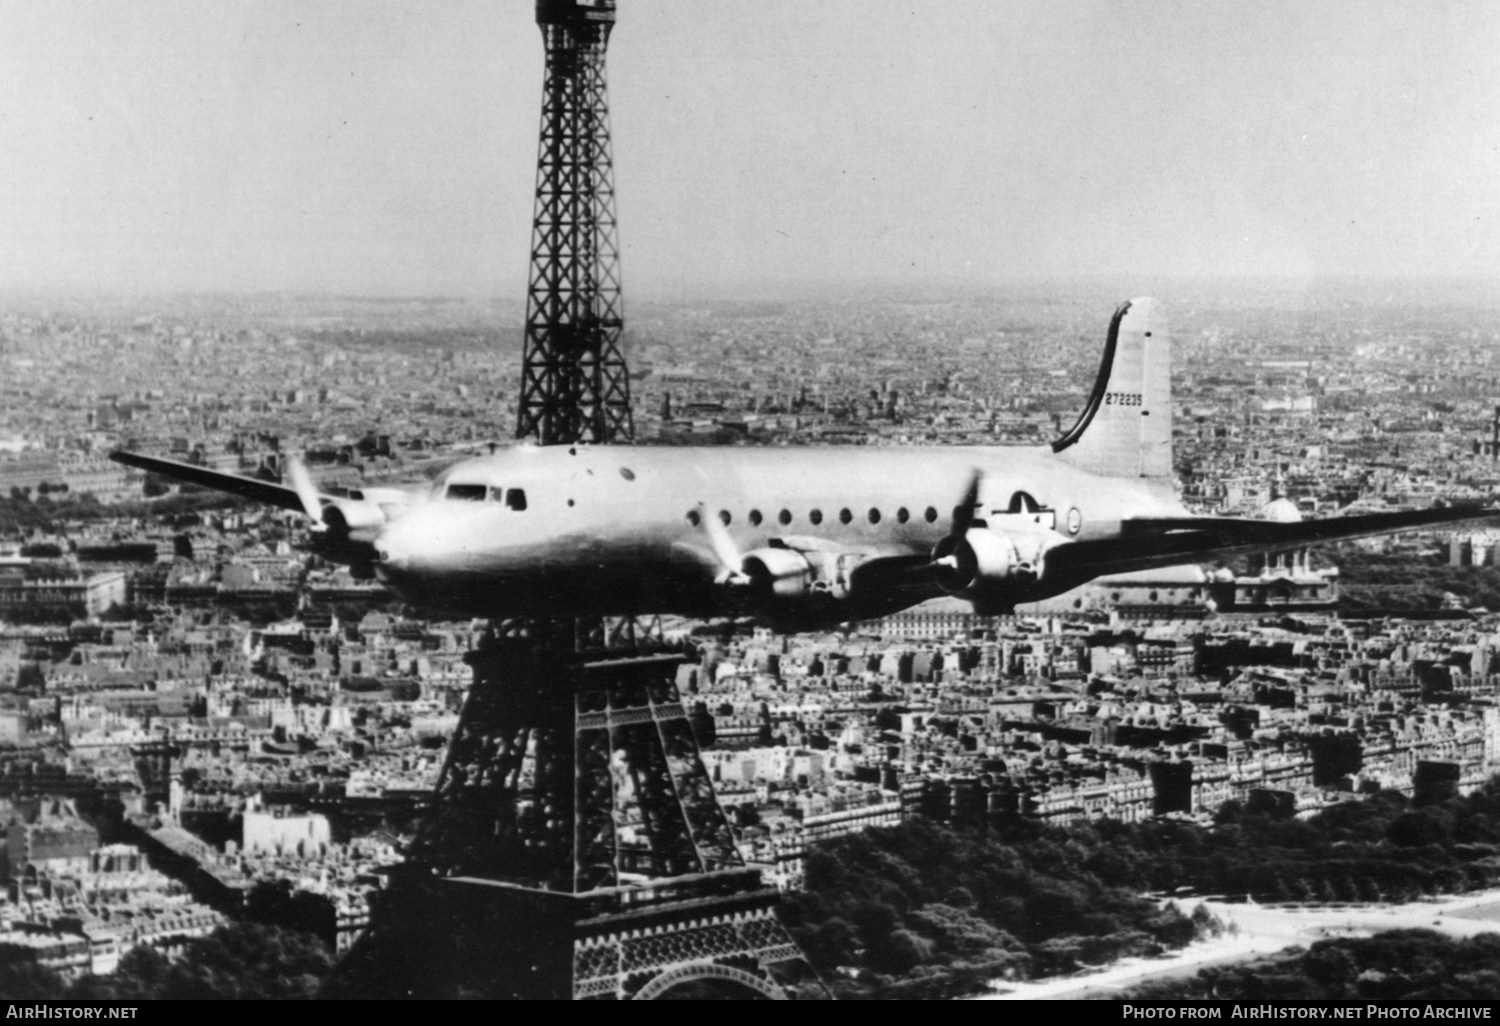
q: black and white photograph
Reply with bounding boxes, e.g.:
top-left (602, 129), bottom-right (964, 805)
top-left (0, 0), bottom-right (1499, 1003)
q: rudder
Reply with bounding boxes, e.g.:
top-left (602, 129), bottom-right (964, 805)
top-left (1051, 298), bottom-right (1172, 481)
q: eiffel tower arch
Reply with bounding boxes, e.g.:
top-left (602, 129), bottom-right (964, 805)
top-left (327, 619), bottom-right (823, 999)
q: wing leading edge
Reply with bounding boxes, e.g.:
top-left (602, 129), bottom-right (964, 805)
top-left (109, 451), bottom-right (312, 513)
top-left (1050, 506), bottom-right (1500, 581)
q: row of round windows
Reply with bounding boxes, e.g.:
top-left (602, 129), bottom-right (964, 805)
top-left (685, 505), bottom-right (943, 528)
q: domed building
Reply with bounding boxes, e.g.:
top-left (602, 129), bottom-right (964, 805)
top-left (1211, 495), bottom-right (1339, 613)
top-left (1016, 562), bottom-right (1216, 620)
top-left (1259, 496), bottom-right (1302, 523)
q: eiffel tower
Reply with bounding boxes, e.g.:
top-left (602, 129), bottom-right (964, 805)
top-left (328, 1), bottom-right (822, 999)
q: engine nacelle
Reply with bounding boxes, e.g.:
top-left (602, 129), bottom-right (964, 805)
top-left (931, 527), bottom-right (1057, 596)
top-left (741, 547), bottom-right (814, 599)
top-left (310, 499), bottom-right (386, 567)
top-left (323, 498), bottom-right (386, 535)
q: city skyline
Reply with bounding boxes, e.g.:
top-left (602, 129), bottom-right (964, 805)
top-left (1, 1), bottom-right (1496, 298)
top-left (7, 1), bottom-right (1500, 998)
top-left (4, 249), bottom-right (1500, 996)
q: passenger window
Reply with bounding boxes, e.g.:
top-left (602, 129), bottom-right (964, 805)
top-left (839, 508), bottom-right (852, 524)
top-left (719, 510), bottom-right (732, 526)
top-left (506, 489), bottom-right (528, 511)
top-left (809, 509), bottom-right (823, 525)
top-left (749, 509), bottom-right (763, 526)
top-left (778, 509), bottom-right (792, 526)
top-left (687, 510), bottom-right (701, 527)
top-left (446, 484), bottom-right (487, 502)
top-left (924, 507), bottom-right (938, 523)
top-left (867, 508), bottom-right (881, 524)
top-left (897, 507), bottom-right (910, 523)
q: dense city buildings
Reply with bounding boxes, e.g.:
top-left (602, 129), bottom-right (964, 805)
top-left (2, 278), bottom-right (1500, 980)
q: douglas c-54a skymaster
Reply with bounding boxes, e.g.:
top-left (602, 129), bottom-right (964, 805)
top-left (112, 299), bottom-right (1498, 630)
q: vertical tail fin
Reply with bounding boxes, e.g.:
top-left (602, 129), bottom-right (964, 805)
top-left (1051, 298), bottom-right (1172, 481)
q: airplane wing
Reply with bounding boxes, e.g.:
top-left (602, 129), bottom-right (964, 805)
top-left (1049, 505), bottom-right (1500, 581)
top-left (111, 449), bottom-right (421, 566)
top-left (110, 451), bottom-right (311, 512)
top-left (845, 552), bottom-right (949, 617)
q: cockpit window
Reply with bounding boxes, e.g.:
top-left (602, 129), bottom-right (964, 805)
top-left (505, 489), bottom-right (528, 511)
top-left (488, 486), bottom-right (505, 503)
top-left (446, 483), bottom-right (488, 502)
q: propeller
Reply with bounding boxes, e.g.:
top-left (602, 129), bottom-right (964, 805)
top-left (285, 455), bottom-right (325, 529)
top-left (952, 469), bottom-right (981, 534)
top-left (282, 455), bottom-right (383, 566)
top-left (697, 503), bottom-right (750, 585)
top-left (931, 470), bottom-right (983, 575)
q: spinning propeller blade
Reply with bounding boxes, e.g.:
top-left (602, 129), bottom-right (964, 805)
top-left (285, 455), bottom-right (324, 528)
top-left (952, 470), bottom-right (981, 535)
top-left (697, 503), bottom-right (749, 584)
top-left (930, 470), bottom-right (983, 573)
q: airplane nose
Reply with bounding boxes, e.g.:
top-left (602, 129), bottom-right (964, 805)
top-left (370, 504), bottom-right (472, 589)
top-left (372, 523), bottom-right (423, 605)
top-left (370, 505), bottom-right (486, 611)
top-left (374, 522), bottom-right (412, 572)
top-left (376, 505), bottom-right (442, 582)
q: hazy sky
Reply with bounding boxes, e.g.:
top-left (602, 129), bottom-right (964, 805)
top-left (1, 0), bottom-right (1497, 297)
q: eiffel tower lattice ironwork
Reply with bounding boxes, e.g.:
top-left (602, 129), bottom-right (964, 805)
top-left (329, 617), bottom-right (822, 999)
top-left (515, 0), bottom-right (633, 446)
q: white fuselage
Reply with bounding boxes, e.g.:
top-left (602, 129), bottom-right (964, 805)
top-left (369, 443), bottom-right (1189, 624)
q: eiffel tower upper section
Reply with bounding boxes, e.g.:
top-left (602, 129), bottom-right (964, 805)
top-left (516, 0), bottom-right (634, 446)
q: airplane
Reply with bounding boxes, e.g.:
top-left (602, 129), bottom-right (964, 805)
top-left (110, 298), bottom-right (1499, 630)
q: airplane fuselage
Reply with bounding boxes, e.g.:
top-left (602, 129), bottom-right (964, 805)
top-left (370, 443), bottom-right (1189, 625)
top-left (113, 297), bottom-right (1499, 630)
